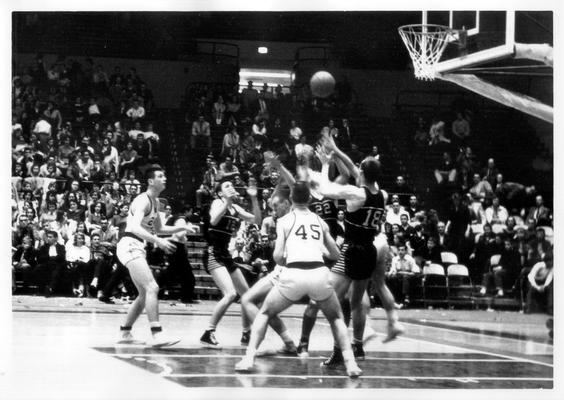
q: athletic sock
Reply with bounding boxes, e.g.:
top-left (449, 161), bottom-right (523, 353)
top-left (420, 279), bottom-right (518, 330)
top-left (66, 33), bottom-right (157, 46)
top-left (150, 326), bottom-right (163, 334)
top-left (279, 330), bottom-right (294, 345)
top-left (386, 308), bottom-right (399, 325)
top-left (341, 299), bottom-right (352, 327)
top-left (120, 325), bottom-right (132, 331)
top-left (300, 314), bottom-right (317, 342)
top-left (342, 349), bottom-right (354, 363)
top-left (206, 325), bottom-right (216, 332)
top-left (352, 337), bottom-right (363, 346)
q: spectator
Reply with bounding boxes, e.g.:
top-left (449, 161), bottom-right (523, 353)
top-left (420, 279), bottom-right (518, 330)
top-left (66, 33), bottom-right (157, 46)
top-left (406, 195), bottom-right (422, 219)
top-left (525, 252), bottom-right (553, 314)
top-left (65, 232), bottom-right (91, 297)
top-left (387, 243), bottom-right (421, 306)
top-left (468, 173), bottom-right (494, 202)
top-left (217, 156), bottom-right (240, 180)
top-left (119, 141), bottom-right (138, 178)
top-left (434, 152), bottom-right (457, 185)
top-left (445, 192), bottom-right (471, 257)
top-left (386, 200), bottom-right (410, 226)
top-left (43, 101), bottom-right (63, 132)
top-left (288, 119), bottom-right (303, 143)
top-left (451, 112), bottom-right (470, 143)
top-left (126, 99), bottom-right (146, 121)
top-left (225, 95), bottom-right (241, 126)
top-left (212, 95), bottom-right (226, 126)
top-left (390, 176), bottom-right (413, 206)
top-left (251, 117), bottom-right (267, 137)
top-left (191, 115), bottom-right (211, 150)
top-left (34, 230), bottom-right (67, 296)
top-left (420, 236), bottom-right (443, 265)
top-left (414, 116), bottom-right (428, 145)
top-left (481, 158), bottom-right (500, 189)
top-left (87, 97), bottom-right (101, 121)
top-left (241, 81), bottom-right (258, 113)
top-left (346, 143), bottom-right (365, 165)
top-left (12, 235), bottom-right (37, 291)
top-left (76, 149), bottom-right (94, 180)
top-left (221, 126), bottom-right (240, 159)
top-left (485, 196), bottom-right (509, 226)
top-left (525, 195), bottom-right (551, 227)
top-left (428, 117), bottom-right (451, 145)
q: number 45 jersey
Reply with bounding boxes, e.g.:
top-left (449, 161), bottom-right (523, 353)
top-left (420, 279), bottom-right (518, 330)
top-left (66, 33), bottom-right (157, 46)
top-left (344, 187), bottom-right (386, 244)
top-left (284, 209), bottom-right (326, 266)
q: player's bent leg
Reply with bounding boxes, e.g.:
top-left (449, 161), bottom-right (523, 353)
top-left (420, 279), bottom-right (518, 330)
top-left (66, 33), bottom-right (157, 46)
top-left (317, 292), bottom-right (362, 378)
top-left (236, 287), bottom-right (293, 372)
top-left (123, 257), bottom-right (179, 347)
top-left (202, 266), bottom-right (238, 348)
top-left (239, 275), bottom-right (296, 353)
top-left (298, 301), bottom-right (320, 357)
top-left (230, 268), bottom-right (252, 338)
top-left (371, 245), bottom-right (404, 342)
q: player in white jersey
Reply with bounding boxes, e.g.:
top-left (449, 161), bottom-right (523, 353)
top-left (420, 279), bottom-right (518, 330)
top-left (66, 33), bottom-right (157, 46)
top-left (116, 167), bottom-right (194, 347)
top-left (235, 182), bottom-right (362, 378)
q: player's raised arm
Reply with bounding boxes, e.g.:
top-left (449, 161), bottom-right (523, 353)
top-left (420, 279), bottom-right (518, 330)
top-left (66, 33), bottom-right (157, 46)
top-left (314, 146), bottom-right (366, 202)
top-left (321, 128), bottom-right (360, 182)
top-left (233, 184), bottom-right (262, 225)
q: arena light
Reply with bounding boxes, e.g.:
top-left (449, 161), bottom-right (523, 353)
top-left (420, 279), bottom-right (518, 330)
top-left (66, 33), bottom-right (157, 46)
top-left (258, 47), bottom-right (268, 54)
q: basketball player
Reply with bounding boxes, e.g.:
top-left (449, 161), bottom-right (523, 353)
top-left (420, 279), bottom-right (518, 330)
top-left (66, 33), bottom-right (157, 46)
top-left (238, 191), bottom-right (298, 355)
top-left (235, 182), bottom-right (362, 378)
top-left (116, 167), bottom-right (193, 347)
top-left (315, 143), bottom-right (403, 366)
top-left (200, 179), bottom-right (262, 348)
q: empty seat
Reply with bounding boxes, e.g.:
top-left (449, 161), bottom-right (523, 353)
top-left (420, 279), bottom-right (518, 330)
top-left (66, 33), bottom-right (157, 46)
top-left (422, 263), bottom-right (447, 306)
top-left (447, 264), bottom-right (474, 306)
top-left (440, 252), bottom-right (458, 266)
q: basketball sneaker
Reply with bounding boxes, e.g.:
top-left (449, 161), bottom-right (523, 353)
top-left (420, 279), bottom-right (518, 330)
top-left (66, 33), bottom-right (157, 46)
top-left (383, 323), bottom-right (405, 343)
top-left (147, 331), bottom-right (181, 348)
top-left (240, 331), bottom-right (250, 346)
top-left (345, 360), bottom-right (363, 378)
top-left (321, 347), bottom-right (344, 367)
top-left (235, 357), bottom-right (254, 372)
top-left (297, 341), bottom-right (309, 358)
top-left (116, 329), bottom-right (144, 345)
top-left (277, 342), bottom-right (298, 356)
top-left (200, 329), bottom-right (220, 348)
top-left (351, 342), bottom-right (365, 361)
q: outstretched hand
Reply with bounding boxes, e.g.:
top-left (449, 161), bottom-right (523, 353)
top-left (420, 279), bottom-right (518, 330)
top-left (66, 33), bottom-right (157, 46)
top-left (246, 185), bottom-right (258, 198)
top-left (315, 145), bottom-right (334, 165)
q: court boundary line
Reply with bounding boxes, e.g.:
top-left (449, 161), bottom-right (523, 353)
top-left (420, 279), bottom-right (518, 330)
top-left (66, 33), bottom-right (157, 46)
top-left (109, 353), bottom-right (533, 362)
top-left (164, 373), bottom-right (552, 381)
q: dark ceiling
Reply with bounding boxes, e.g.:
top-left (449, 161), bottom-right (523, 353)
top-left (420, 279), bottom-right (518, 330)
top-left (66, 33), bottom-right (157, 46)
top-left (13, 12), bottom-right (422, 69)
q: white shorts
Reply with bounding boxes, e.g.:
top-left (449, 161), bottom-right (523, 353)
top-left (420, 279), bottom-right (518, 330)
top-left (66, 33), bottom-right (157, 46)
top-left (277, 266), bottom-right (333, 302)
top-left (116, 236), bottom-right (146, 266)
top-left (267, 265), bottom-right (286, 286)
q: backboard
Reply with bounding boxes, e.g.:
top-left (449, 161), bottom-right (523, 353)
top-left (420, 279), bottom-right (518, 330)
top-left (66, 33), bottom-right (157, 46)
top-left (425, 11), bottom-right (553, 74)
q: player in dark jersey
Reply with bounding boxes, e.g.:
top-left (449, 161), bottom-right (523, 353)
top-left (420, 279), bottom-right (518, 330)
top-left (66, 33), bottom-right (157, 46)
top-left (200, 179), bottom-right (262, 348)
top-left (315, 138), bottom-right (403, 367)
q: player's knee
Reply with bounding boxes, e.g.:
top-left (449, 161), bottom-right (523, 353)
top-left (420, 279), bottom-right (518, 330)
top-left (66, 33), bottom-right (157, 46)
top-left (223, 289), bottom-right (238, 302)
top-left (146, 281), bottom-right (159, 296)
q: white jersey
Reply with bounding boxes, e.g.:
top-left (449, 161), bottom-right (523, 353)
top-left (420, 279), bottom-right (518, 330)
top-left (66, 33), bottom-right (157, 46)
top-left (126, 193), bottom-right (159, 235)
top-left (283, 209), bottom-right (325, 265)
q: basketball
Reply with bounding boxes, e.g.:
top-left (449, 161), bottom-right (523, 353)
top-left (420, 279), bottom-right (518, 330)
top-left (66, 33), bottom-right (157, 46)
top-left (310, 71), bottom-right (335, 98)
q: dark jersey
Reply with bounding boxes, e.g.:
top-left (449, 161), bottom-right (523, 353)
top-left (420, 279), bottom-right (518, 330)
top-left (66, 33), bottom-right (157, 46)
top-left (344, 187), bottom-right (386, 243)
top-left (309, 195), bottom-right (339, 238)
top-left (208, 205), bottom-right (240, 250)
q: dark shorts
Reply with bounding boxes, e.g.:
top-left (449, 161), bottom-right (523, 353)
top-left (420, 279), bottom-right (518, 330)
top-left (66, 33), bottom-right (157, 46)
top-left (332, 242), bottom-right (377, 280)
top-left (206, 246), bottom-right (238, 274)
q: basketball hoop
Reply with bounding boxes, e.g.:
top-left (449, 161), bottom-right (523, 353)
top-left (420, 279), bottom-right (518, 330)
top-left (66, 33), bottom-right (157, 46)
top-left (398, 24), bottom-right (455, 81)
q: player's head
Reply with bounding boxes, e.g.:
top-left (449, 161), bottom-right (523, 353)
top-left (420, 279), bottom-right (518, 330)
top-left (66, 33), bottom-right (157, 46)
top-left (291, 181), bottom-right (311, 206)
top-left (216, 180), bottom-right (236, 200)
top-left (359, 157), bottom-right (381, 184)
top-left (270, 193), bottom-right (291, 218)
top-left (145, 166), bottom-right (166, 191)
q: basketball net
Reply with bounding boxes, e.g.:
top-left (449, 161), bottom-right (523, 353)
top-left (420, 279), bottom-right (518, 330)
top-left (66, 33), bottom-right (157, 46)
top-left (398, 24), bottom-right (454, 81)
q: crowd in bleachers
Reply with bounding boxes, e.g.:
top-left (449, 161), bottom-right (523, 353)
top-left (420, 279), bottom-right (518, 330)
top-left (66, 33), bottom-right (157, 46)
top-left (11, 54), bottom-right (164, 300)
top-left (12, 55), bottom-right (553, 316)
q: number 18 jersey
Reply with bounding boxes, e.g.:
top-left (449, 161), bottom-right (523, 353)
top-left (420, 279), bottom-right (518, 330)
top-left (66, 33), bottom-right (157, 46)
top-left (344, 187), bottom-right (385, 243)
top-left (284, 209), bottom-right (325, 266)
